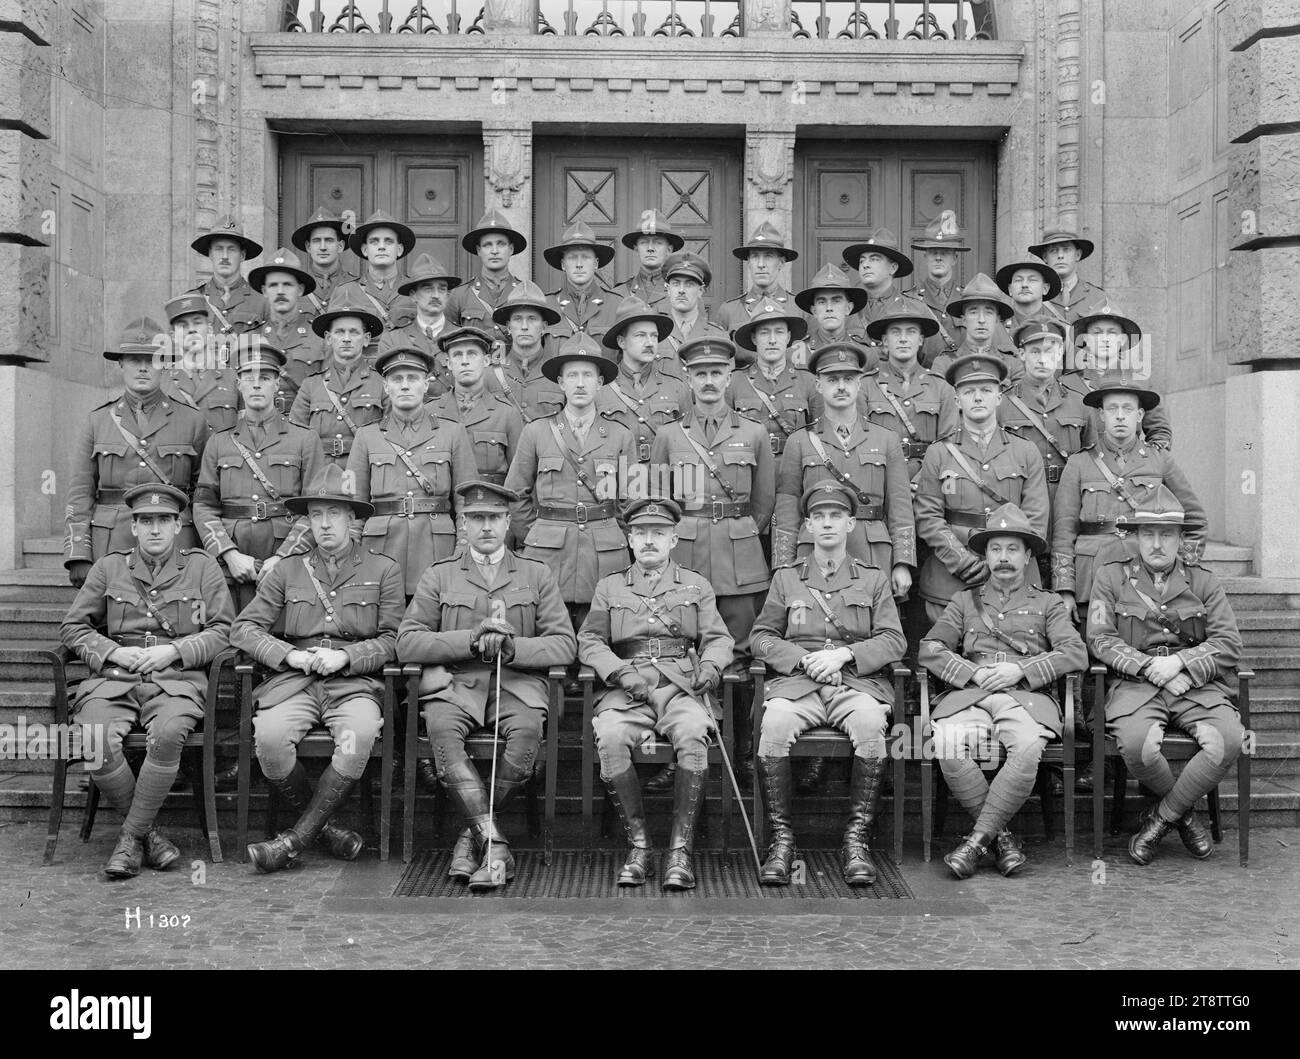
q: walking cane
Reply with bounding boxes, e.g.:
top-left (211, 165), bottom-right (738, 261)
top-left (483, 649), bottom-right (506, 885)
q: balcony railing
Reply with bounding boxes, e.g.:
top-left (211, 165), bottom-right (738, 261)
top-left (282, 1), bottom-right (996, 40)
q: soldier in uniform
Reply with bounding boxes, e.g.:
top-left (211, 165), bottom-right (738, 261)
top-left (59, 483), bottom-right (234, 878)
top-left (161, 293), bottom-right (240, 435)
top-left (64, 320), bottom-right (210, 587)
top-left (231, 466), bottom-right (405, 872)
top-left (346, 346), bottom-right (477, 598)
top-left (290, 290), bottom-right (388, 468)
top-left (444, 208), bottom-right (528, 344)
top-left (188, 214), bottom-right (266, 336)
top-left (1029, 228), bottom-right (1106, 322)
top-left (796, 263), bottom-right (871, 362)
top-left (843, 227), bottom-right (914, 344)
top-left (715, 220), bottom-right (801, 337)
top-left (913, 354), bottom-right (1050, 622)
top-left (930, 273), bottom-right (1021, 384)
top-left (543, 221), bottom-right (621, 345)
top-left (995, 259), bottom-right (1066, 336)
top-left (335, 209), bottom-right (418, 339)
top-left (919, 503), bottom-right (1087, 878)
top-left (247, 248), bottom-right (327, 416)
top-left (729, 303), bottom-right (821, 465)
top-left (907, 211), bottom-right (969, 368)
top-left (612, 209), bottom-right (683, 310)
top-left (426, 327), bottom-right (522, 489)
top-left (657, 251), bottom-right (728, 379)
top-left (751, 481), bottom-right (908, 886)
top-left (376, 253), bottom-right (462, 397)
top-left (487, 280), bottom-right (567, 422)
top-left (290, 206), bottom-right (358, 310)
top-left (193, 344), bottom-right (325, 610)
top-left (396, 481), bottom-right (577, 889)
top-left (505, 335), bottom-right (634, 631)
top-left (1087, 487), bottom-right (1244, 865)
top-left (578, 497), bottom-right (736, 889)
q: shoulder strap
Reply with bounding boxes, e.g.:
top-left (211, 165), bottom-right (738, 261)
top-left (1125, 566), bottom-right (1199, 646)
top-left (606, 382), bottom-right (660, 436)
top-left (301, 556), bottom-right (337, 620)
top-left (970, 593), bottom-right (1030, 655)
top-left (637, 593), bottom-right (685, 637)
top-left (1005, 393), bottom-right (1070, 460)
top-left (1090, 453), bottom-right (1141, 512)
top-left (322, 381), bottom-right (360, 433)
top-left (383, 429), bottom-right (438, 495)
top-left (357, 286), bottom-right (391, 327)
top-left (806, 584), bottom-right (855, 643)
top-left (491, 366), bottom-right (532, 423)
top-left (942, 441), bottom-right (1010, 506)
top-left (548, 419), bottom-right (602, 499)
top-left (676, 422), bottom-right (740, 501)
top-left (228, 432), bottom-right (283, 501)
top-left (874, 381), bottom-right (922, 442)
top-left (806, 432), bottom-right (872, 505)
top-left (107, 411), bottom-right (172, 485)
top-left (203, 295), bottom-right (234, 334)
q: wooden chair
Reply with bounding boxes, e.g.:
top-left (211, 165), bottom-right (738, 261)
top-left (234, 656), bottom-right (398, 862)
top-left (579, 667), bottom-right (737, 853)
top-left (749, 661), bottom-right (911, 865)
top-left (42, 645), bottom-right (238, 866)
top-left (1089, 663), bottom-right (1252, 866)
top-left (920, 669), bottom-right (1079, 864)
top-left (401, 664), bottom-right (567, 863)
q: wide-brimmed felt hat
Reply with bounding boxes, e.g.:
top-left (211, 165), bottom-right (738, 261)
top-left (124, 483), bottom-right (190, 517)
top-left (462, 208), bottom-right (528, 256)
top-left (911, 210), bottom-right (973, 252)
top-left (310, 289), bottom-right (384, 338)
top-left (492, 280), bottom-right (561, 327)
top-left (457, 480), bottom-right (519, 515)
top-left (995, 260), bottom-right (1063, 303)
top-left (945, 273), bottom-right (1016, 320)
top-left (1074, 299), bottom-right (1141, 340)
top-left (398, 253), bottom-right (462, 296)
top-left (969, 503), bottom-right (1048, 556)
top-left (541, 333), bottom-right (619, 384)
top-left (842, 227), bottom-right (914, 278)
top-left (796, 263), bottom-right (869, 315)
top-left (286, 464), bottom-right (374, 519)
top-left (544, 221), bottom-right (616, 270)
top-left (1028, 228), bottom-right (1095, 261)
top-left (865, 294), bottom-right (941, 341)
top-left (1116, 485), bottom-right (1186, 531)
top-left (602, 296), bottom-right (674, 350)
top-left (800, 479), bottom-right (857, 518)
top-left (732, 220), bottom-right (798, 262)
top-left (104, 318), bottom-right (168, 361)
top-left (1082, 376), bottom-right (1160, 411)
top-left (291, 207), bottom-right (349, 253)
top-left (945, 352), bottom-right (1009, 388)
top-left (621, 211), bottom-right (685, 252)
top-left (734, 303), bottom-right (809, 352)
top-left (191, 214), bottom-right (261, 258)
top-left (347, 209), bottom-right (416, 259)
top-left (249, 247), bottom-right (317, 295)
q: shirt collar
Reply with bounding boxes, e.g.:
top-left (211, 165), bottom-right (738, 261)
top-left (472, 546), bottom-right (506, 566)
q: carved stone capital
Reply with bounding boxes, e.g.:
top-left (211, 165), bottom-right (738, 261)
top-left (483, 125), bottom-right (532, 209)
top-left (744, 0), bottom-right (792, 34)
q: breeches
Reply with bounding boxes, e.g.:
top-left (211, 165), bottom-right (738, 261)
top-left (253, 684), bottom-right (382, 781)
top-left (593, 690), bottom-right (714, 775)
top-left (76, 685), bottom-right (203, 769)
top-left (423, 691), bottom-right (544, 778)
top-left (759, 686), bottom-right (891, 759)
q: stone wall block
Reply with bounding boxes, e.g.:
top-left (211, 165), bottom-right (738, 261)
top-left (1229, 135), bottom-right (1300, 244)
top-left (0, 32), bottom-right (51, 138)
top-left (1228, 35), bottom-right (1300, 143)
top-left (0, 129), bottom-right (50, 243)
top-left (1225, 243), bottom-right (1300, 363)
top-left (0, 0), bottom-right (52, 44)
top-left (1224, 0), bottom-right (1300, 53)
top-left (0, 243), bottom-right (49, 361)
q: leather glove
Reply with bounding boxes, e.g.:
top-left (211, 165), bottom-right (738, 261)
top-left (691, 661), bottom-right (722, 694)
top-left (617, 668), bottom-right (656, 703)
top-left (68, 561), bottom-right (92, 589)
top-left (476, 631), bottom-right (515, 662)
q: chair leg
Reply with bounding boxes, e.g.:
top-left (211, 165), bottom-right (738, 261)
top-left (80, 779), bottom-right (100, 843)
top-left (524, 777), bottom-right (541, 839)
top-left (43, 757), bottom-right (68, 866)
top-left (934, 773), bottom-right (949, 839)
top-left (1208, 787), bottom-right (1223, 844)
top-left (359, 763), bottom-right (376, 848)
top-left (1108, 758), bottom-right (1128, 836)
top-left (920, 759), bottom-right (933, 863)
top-left (1038, 768), bottom-right (1056, 842)
top-left (1063, 756), bottom-right (1075, 868)
top-left (188, 754), bottom-right (210, 841)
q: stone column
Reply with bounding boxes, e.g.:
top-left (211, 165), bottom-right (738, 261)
top-left (743, 124), bottom-right (796, 289)
top-left (482, 123), bottom-right (533, 282)
top-left (1224, 1), bottom-right (1300, 578)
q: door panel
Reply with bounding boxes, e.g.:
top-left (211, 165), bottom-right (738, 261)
top-left (394, 152), bottom-right (475, 273)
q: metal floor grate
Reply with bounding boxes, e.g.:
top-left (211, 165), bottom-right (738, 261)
top-left (393, 850), bottom-right (914, 900)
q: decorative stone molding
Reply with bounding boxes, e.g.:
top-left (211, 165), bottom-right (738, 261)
top-left (744, 0), bottom-right (791, 35)
top-left (483, 0), bottom-right (533, 32)
top-left (482, 123), bottom-right (532, 281)
top-left (743, 125), bottom-right (796, 288)
top-left (1054, 0), bottom-right (1081, 226)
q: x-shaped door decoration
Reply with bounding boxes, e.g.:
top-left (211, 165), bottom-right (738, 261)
top-left (566, 169), bottom-right (616, 224)
top-left (662, 170), bottom-right (709, 225)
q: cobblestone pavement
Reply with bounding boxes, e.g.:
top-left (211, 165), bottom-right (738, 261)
top-left (0, 822), bottom-right (1297, 970)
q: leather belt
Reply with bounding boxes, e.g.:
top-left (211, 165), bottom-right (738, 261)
top-left (683, 501), bottom-right (752, 521)
top-left (1148, 646), bottom-right (1171, 657)
top-left (1078, 520), bottom-right (1119, 536)
top-left (325, 437), bottom-right (352, 458)
top-left (537, 501), bottom-right (618, 523)
top-left (615, 637), bottom-right (692, 660)
top-left (946, 510), bottom-right (987, 529)
top-left (973, 652), bottom-right (1018, 665)
top-left (1045, 465), bottom-right (1062, 483)
top-left (478, 472), bottom-right (507, 486)
top-left (292, 636), bottom-right (357, 650)
top-left (855, 503), bottom-right (885, 521)
top-left (371, 497), bottom-right (452, 517)
top-left (117, 634), bottom-right (176, 648)
top-left (96, 488), bottom-right (128, 504)
top-left (221, 501), bottom-right (288, 521)
top-left (899, 439), bottom-right (930, 461)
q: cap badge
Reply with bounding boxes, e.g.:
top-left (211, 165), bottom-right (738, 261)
top-left (836, 350), bottom-right (846, 361)
top-left (151, 494), bottom-right (161, 505)
top-left (646, 503), bottom-right (660, 517)
top-left (999, 519), bottom-right (1008, 528)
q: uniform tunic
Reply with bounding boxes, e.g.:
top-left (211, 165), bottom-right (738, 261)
top-left (289, 361), bottom-right (387, 467)
top-left (655, 314), bottom-right (728, 380)
top-left (930, 336), bottom-right (1022, 388)
top-left (727, 361), bottom-right (822, 460)
top-left (594, 363), bottom-right (692, 465)
top-left (998, 377), bottom-right (1090, 500)
top-left (164, 365), bottom-right (241, 435)
top-left (613, 270), bottom-right (670, 311)
top-left (379, 320), bottom-right (453, 396)
top-left (716, 285), bottom-right (801, 337)
top-left (445, 271), bottom-right (523, 342)
top-left (1048, 277), bottom-right (1106, 323)
top-left (906, 277), bottom-right (962, 368)
top-left (187, 277), bottom-right (266, 335)
top-left (425, 389), bottom-right (522, 486)
top-left (483, 343), bottom-right (566, 424)
top-left (304, 263), bottom-right (359, 312)
top-left (64, 393), bottom-right (210, 565)
top-left (333, 272), bottom-right (417, 335)
top-left (259, 308), bottom-right (327, 415)
top-left (545, 282), bottom-right (621, 345)
top-left (859, 360), bottom-right (959, 483)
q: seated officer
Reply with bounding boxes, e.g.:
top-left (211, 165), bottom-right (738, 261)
top-left (578, 498), bottom-right (736, 890)
top-left (231, 466), bottom-right (405, 872)
top-left (920, 503), bottom-right (1086, 879)
top-left (59, 484), bottom-right (234, 879)
top-left (751, 481), bottom-right (907, 887)
top-left (396, 482), bottom-right (577, 890)
top-left (1087, 487), bottom-right (1244, 866)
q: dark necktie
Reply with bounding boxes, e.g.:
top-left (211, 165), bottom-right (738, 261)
top-left (836, 423), bottom-right (852, 446)
top-left (477, 557), bottom-right (498, 586)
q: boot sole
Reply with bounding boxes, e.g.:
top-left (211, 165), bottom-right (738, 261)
top-left (997, 859), bottom-right (1027, 877)
top-left (103, 866), bottom-right (140, 880)
top-left (146, 851), bottom-right (180, 872)
top-left (759, 876), bottom-right (790, 886)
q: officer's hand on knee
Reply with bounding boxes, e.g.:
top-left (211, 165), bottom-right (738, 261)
top-left (133, 645), bottom-right (182, 674)
top-left (617, 667), bottom-right (653, 702)
top-left (108, 646), bottom-right (145, 670)
top-left (891, 564), bottom-right (912, 599)
top-left (223, 550), bottom-right (259, 583)
top-left (477, 631), bottom-right (505, 660)
top-left (68, 561), bottom-right (92, 589)
top-left (692, 661), bottom-right (721, 693)
top-left (1164, 673), bottom-right (1193, 697)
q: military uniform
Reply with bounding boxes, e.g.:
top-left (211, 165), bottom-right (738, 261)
top-left (728, 362), bottom-right (821, 459)
top-left (186, 276), bottom-right (267, 336)
top-left (333, 272), bottom-right (415, 340)
top-left (163, 358), bottom-right (241, 435)
top-left (1027, 229), bottom-right (1106, 324)
top-left (859, 360), bottom-right (958, 482)
top-left (594, 361), bottom-right (692, 465)
top-left (717, 220), bottom-right (803, 336)
top-left (304, 263), bottom-right (358, 312)
top-left (907, 277), bottom-right (962, 367)
top-left (657, 311), bottom-right (727, 380)
top-left (1060, 369), bottom-right (1172, 452)
top-left (425, 388), bottom-right (521, 486)
top-left (445, 273), bottom-right (523, 339)
top-left (613, 269), bottom-right (669, 311)
top-left (930, 335), bottom-right (1022, 388)
top-left (929, 273), bottom-right (1020, 384)
top-left (998, 376), bottom-right (1089, 501)
top-left (291, 207), bottom-right (358, 312)
top-left (483, 343), bottom-right (565, 422)
top-left (260, 309), bottom-right (327, 415)
top-left (545, 282), bottom-right (621, 346)
top-left (289, 362), bottom-right (387, 467)
top-left (379, 321), bottom-right (452, 396)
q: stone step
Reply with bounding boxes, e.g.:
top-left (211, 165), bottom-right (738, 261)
top-left (1237, 611), bottom-right (1300, 647)
top-left (1249, 687), bottom-right (1300, 731)
top-left (0, 568), bottom-right (76, 604)
top-left (20, 537), bottom-right (64, 571)
top-left (1241, 649), bottom-right (1300, 684)
top-left (1201, 542), bottom-right (1255, 578)
top-left (0, 602), bottom-right (66, 639)
top-left (1222, 577), bottom-right (1300, 611)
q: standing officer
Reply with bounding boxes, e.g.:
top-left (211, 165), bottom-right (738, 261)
top-left (919, 503), bottom-right (1086, 878)
top-left (579, 497), bottom-right (736, 890)
top-left (188, 214), bottom-right (266, 335)
top-left (716, 220), bottom-right (801, 336)
top-left (247, 248), bottom-right (326, 416)
top-left (729, 303), bottom-right (821, 465)
top-left (913, 353), bottom-right (1049, 622)
top-left (64, 320), bottom-right (210, 587)
top-left (751, 481), bottom-right (907, 887)
top-left (290, 289), bottom-right (387, 468)
top-left (290, 207), bottom-right (358, 311)
top-left (796, 263), bottom-right (871, 360)
top-left (843, 228), bottom-right (913, 343)
top-left (60, 483), bottom-right (234, 878)
top-left (505, 335), bottom-right (634, 631)
top-left (543, 221), bottom-right (621, 345)
top-left (336, 209), bottom-right (418, 338)
top-left (1029, 228), bottom-right (1105, 322)
top-left (995, 259), bottom-right (1066, 336)
top-left (445, 207), bottom-right (528, 346)
top-left (232, 466), bottom-right (405, 872)
top-left (193, 344), bottom-right (325, 610)
top-left (162, 293), bottom-right (240, 435)
top-left (613, 209), bottom-right (683, 310)
top-left (396, 481), bottom-right (577, 889)
top-left (1087, 487), bottom-right (1244, 866)
top-left (487, 280), bottom-right (567, 422)
top-left (657, 251), bottom-right (728, 379)
top-left (930, 273), bottom-right (1020, 383)
top-left (346, 345), bottom-right (477, 598)
top-left (376, 253), bottom-right (462, 397)
top-left (907, 211), bottom-right (969, 367)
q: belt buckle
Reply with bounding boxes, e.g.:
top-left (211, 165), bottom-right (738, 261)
top-left (574, 502), bottom-right (588, 525)
top-left (318, 636), bottom-right (333, 650)
top-left (993, 651), bottom-right (1007, 664)
top-left (1151, 646), bottom-right (1169, 657)
top-left (142, 633), bottom-right (158, 649)
top-left (710, 500), bottom-right (725, 521)
top-left (401, 495), bottom-right (417, 518)
top-left (769, 433), bottom-right (781, 455)
top-left (646, 638), bottom-right (661, 660)
top-left (251, 499), bottom-right (269, 521)
top-left (1046, 465), bottom-right (1062, 483)
top-left (638, 442), bottom-right (651, 463)
top-left (329, 437), bottom-right (346, 458)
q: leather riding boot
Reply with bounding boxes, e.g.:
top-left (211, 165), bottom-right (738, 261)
top-left (272, 763), bottom-right (363, 862)
top-left (462, 759), bottom-right (531, 889)
top-left (795, 755), bottom-right (830, 795)
top-left (757, 755), bottom-right (796, 886)
top-left (605, 766), bottom-right (654, 885)
top-left (416, 758), bottom-right (441, 792)
top-left (248, 769), bottom-right (310, 872)
top-left (104, 830), bottom-right (145, 879)
top-left (992, 829), bottom-right (1027, 876)
top-left (841, 757), bottom-right (886, 887)
top-left (448, 828), bottom-right (478, 881)
top-left (662, 767), bottom-right (707, 890)
top-left (943, 831), bottom-right (994, 880)
top-left (290, 764), bottom-right (361, 850)
top-left (643, 762), bottom-right (677, 793)
top-left (1129, 805), bottom-right (1174, 866)
top-left (142, 827), bottom-right (181, 871)
top-left (1174, 808), bottom-right (1214, 859)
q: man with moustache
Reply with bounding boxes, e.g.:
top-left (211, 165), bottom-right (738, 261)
top-left (656, 251), bottom-right (728, 380)
top-left (445, 208), bottom-right (528, 347)
top-left (60, 483), bottom-right (235, 878)
top-left (796, 264), bottom-right (871, 361)
top-left (716, 221), bottom-right (802, 337)
top-left (930, 274), bottom-right (1021, 384)
top-left (376, 254), bottom-right (463, 397)
top-left (487, 280), bottom-right (567, 422)
top-left (613, 210), bottom-right (683, 311)
top-left (907, 211), bottom-right (969, 367)
top-left (728, 303), bottom-right (821, 463)
top-left (232, 466), bottom-right (405, 873)
top-left (64, 320), bottom-right (210, 587)
top-left (920, 503), bottom-right (1086, 878)
top-left (291, 207), bottom-right (358, 311)
top-left (193, 344), bottom-right (325, 610)
top-left (290, 290), bottom-right (388, 468)
top-left (161, 293), bottom-right (240, 435)
top-left (579, 497), bottom-right (735, 890)
top-left (1088, 488), bottom-right (1244, 866)
top-left (1030, 228), bottom-right (1106, 323)
top-left (397, 481), bottom-right (576, 889)
top-left (543, 221), bottom-right (621, 346)
top-left (995, 259), bottom-right (1067, 362)
top-left (843, 228), bottom-right (913, 348)
top-left (188, 215), bottom-right (267, 335)
top-left (335, 210), bottom-right (418, 341)
top-left (248, 248), bottom-right (327, 416)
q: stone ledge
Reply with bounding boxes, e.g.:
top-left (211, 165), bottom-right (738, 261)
top-left (0, 0), bottom-right (49, 45)
top-left (1229, 34), bottom-right (1300, 143)
top-left (1230, 135), bottom-right (1300, 247)
top-left (0, 32), bottom-right (49, 139)
top-left (0, 243), bottom-right (47, 362)
top-left (0, 129), bottom-right (50, 245)
top-left (1225, 0), bottom-right (1300, 53)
